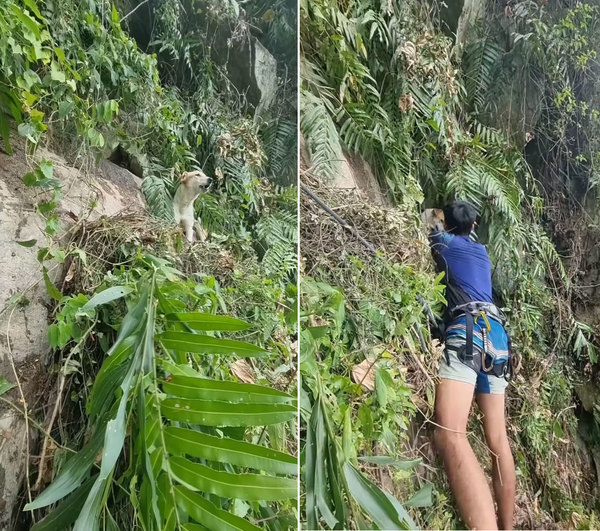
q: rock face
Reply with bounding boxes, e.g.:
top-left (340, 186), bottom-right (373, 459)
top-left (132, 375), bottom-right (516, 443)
top-left (300, 135), bottom-right (388, 206)
top-left (0, 139), bottom-right (145, 530)
top-left (222, 37), bottom-right (278, 119)
top-left (209, 24), bottom-right (278, 119)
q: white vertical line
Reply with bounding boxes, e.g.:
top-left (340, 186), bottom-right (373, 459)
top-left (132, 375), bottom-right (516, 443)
top-left (296, 0), bottom-right (302, 525)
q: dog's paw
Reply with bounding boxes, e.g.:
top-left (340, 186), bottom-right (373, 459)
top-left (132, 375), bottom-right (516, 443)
top-left (194, 224), bottom-right (208, 242)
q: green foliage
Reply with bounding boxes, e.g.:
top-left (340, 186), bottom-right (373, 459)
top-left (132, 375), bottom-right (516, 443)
top-left (0, 0), bottom-right (298, 283)
top-left (26, 255), bottom-right (297, 530)
top-left (301, 0), bottom-right (600, 527)
top-left (302, 378), bottom-right (416, 530)
top-left (299, 245), bottom-right (445, 527)
top-left (0, 2), bottom-right (299, 528)
top-left (300, 90), bottom-right (343, 179)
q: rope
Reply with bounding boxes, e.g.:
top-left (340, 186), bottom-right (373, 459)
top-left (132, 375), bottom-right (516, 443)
top-left (301, 185), bottom-right (376, 254)
top-left (301, 183), bottom-right (443, 347)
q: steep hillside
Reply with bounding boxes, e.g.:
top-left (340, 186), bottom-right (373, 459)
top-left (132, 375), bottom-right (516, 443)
top-left (300, 0), bottom-right (600, 529)
top-left (0, 1), bottom-right (298, 529)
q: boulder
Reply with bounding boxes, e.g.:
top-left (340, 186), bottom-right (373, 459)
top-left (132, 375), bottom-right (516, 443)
top-left (209, 23), bottom-right (278, 119)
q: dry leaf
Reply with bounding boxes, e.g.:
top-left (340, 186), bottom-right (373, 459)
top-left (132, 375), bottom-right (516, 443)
top-left (398, 93), bottom-right (414, 112)
top-left (230, 359), bottom-right (255, 384)
top-left (63, 261), bottom-right (77, 283)
top-left (351, 359), bottom-right (376, 391)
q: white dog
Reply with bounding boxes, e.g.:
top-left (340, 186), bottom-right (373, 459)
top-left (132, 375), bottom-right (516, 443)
top-left (173, 170), bottom-right (211, 243)
top-left (421, 208), bottom-right (445, 233)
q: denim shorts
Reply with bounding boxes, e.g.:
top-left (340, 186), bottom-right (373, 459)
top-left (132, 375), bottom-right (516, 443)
top-left (439, 346), bottom-right (509, 394)
top-left (439, 315), bottom-right (510, 395)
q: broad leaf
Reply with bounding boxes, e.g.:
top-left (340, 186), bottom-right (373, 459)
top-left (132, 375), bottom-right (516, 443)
top-left (164, 427), bottom-right (297, 475)
top-left (169, 456), bottom-right (297, 500)
top-left (24, 428), bottom-right (104, 510)
top-left (162, 376), bottom-right (295, 404)
top-left (166, 312), bottom-right (251, 331)
top-left (405, 483), bottom-right (433, 508)
top-left (43, 267), bottom-right (62, 301)
top-left (74, 346), bottom-right (142, 529)
top-left (81, 286), bottom-right (134, 311)
top-left (106, 288), bottom-right (148, 356)
top-left (343, 462), bottom-right (415, 530)
top-left (174, 485), bottom-right (262, 531)
top-left (161, 398), bottom-right (296, 427)
top-left (87, 337), bottom-right (136, 418)
top-left (30, 476), bottom-right (96, 531)
top-left (158, 331), bottom-right (268, 357)
top-left (16, 239), bottom-right (37, 247)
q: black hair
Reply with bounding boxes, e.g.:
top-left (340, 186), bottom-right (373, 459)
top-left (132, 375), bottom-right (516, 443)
top-left (443, 200), bottom-right (478, 236)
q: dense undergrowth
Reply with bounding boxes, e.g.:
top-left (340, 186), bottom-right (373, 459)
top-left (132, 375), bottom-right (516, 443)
top-left (0, 0), bottom-right (298, 529)
top-left (300, 0), bottom-right (600, 529)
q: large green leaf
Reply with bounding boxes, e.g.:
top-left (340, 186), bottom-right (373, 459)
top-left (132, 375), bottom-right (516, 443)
top-left (87, 336), bottom-right (137, 418)
top-left (305, 395), bottom-right (341, 529)
top-left (169, 456), bottom-right (297, 500)
top-left (405, 483), bottom-right (433, 508)
top-left (24, 428), bottom-right (104, 510)
top-left (106, 288), bottom-right (148, 356)
top-left (162, 376), bottom-right (295, 404)
top-left (161, 398), bottom-right (297, 427)
top-left (74, 337), bottom-right (143, 529)
top-left (30, 476), bottom-right (96, 531)
top-left (81, 286), bottom-right (134, 311)
top-left (158, 331), bottom-right (268, 357)
top-left (304, 392), bottom-right (318, 530)
top-left (166, 312), bottom-right (251, 331)
top-left (343, 462), bottom-right (415, 530)
top-left (174, 485), bottom-right (262, 531)
top-left (164, 427), bottom-right (297, 475)
top-left (138, 390), bottom-right (161, 529)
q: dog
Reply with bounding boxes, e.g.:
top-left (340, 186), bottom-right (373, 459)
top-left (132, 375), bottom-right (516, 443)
top-left (421, 207), bottom-right (479, 241)
top-left (421, 208), bottom-right (445, 234)
top-left (173, 170), bottom-right (211, 243)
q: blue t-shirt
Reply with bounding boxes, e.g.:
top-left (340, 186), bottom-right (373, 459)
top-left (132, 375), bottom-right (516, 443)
top-left (429, 231), bottom-right (493, 303)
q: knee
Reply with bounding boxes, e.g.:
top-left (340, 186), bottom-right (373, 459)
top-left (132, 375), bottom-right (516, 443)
top-left (485, 429), bottom-right (511, 457)
top-left (434, 425), bottom-right (466, 457)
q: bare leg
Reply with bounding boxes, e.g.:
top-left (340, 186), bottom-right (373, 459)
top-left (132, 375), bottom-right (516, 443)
top-left (476, 393), bottom-right (516, 530)
top-left (434, 379), bottom-right (498, 530)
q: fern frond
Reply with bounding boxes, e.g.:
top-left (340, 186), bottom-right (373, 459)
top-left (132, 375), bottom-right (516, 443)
top-left (462, 38), bottom-right (503, 113)
top-left (142, 174), bottom-right (174, 221)
top-left (261, 118), bottom-right (297, 185)
top-left (300, 90), bottom-right (344, 179)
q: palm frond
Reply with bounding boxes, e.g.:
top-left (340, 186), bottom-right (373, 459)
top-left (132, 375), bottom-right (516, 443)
top-left (462, 37), bottom-right (504, 113)
top-left (300, 90), bottom-right (344, 179)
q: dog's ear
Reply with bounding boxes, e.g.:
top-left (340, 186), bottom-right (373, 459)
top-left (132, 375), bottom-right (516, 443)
top-left (180, 171), bottom-right (191, 184)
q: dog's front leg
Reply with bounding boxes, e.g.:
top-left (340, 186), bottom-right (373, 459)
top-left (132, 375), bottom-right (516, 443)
top-left (181, 218), bottom-right (195, 243)
top-left (194, 220), bottom-right (207, 242)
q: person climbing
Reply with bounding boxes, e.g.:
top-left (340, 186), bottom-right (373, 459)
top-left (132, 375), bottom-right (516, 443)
top-left (428, 200), bottom-right (516, 530)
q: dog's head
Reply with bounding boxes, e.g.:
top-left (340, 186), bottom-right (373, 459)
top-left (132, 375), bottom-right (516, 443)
top-left (180, 170), bottom-right (211, 193)
top-left (421, 208), bottom-right (445, 233)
